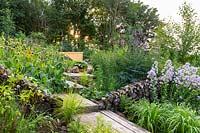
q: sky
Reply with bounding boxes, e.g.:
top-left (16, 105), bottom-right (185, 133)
top-left (139, 0), bottom-right (200, 22)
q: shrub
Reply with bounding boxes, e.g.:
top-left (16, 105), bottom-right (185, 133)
top-left (91, 47), bottom-right (154, 93)
top-left (0, 36), bottom-right (72, 93)
top-left (15, 31), bottom-right (26, 40)
top-left (29, 32), bottom-right (46, 44)
top-left (154, 2), bottom-right (200, 64)
top-left (123, 99), bottom-right (200, 133)
top-left (0, 83), bottom-right (53, 133)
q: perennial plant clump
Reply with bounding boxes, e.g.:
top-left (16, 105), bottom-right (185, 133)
top-left (123, 99), bottom-right (200, 133)
top-left (147, 60), bottom-right (200, 110)
top-left (148, 60), bottom-right (200, 89)
top-left (175, 63), bottom-right (200, 88)
top-left (0, 36), bottom-right (74, 93)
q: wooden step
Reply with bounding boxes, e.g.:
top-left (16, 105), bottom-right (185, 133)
top-left (76, 111), bottom-right (149, 133)
top-left (54, 94), bottom-right (99, 113)
top-left (66, 80), bottom-right (85, 89)
top-left (63, 72), bottom-right (94, 78)
top-left (63, 72), bottom-right (94, 83)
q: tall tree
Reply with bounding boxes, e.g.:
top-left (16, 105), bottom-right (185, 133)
top-left (124, 1), bottom-right (160, 47)
top-left (156, 2), bottom-right (200, 63)
top-left (91, 0), bottom-right (130, 48)
top-left (47, 0), bottom-right (95, 43)
top-left (10, 0), bottom-right (48, 34)
top-left (0, 0), bottom-right (15, 35)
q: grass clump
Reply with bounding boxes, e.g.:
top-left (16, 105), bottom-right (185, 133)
top-left (54, 94), bottom-right (83, 124)
top-left (68, 116), bottom-right (117, 133)
top-left (122, 98), bottom-right (200, 133)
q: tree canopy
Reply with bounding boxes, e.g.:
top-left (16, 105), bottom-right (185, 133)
top-left (0, 0), bottom-right (160, 49)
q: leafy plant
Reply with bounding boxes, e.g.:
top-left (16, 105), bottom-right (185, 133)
top-left (90, 116), bottom-right (117, 133)
top-left (0, 84), bottom-right (53, 133)
top-left (75, 62), bottom-right (88, 70)
top-left (80, 71), bottom-right (90, 87)
top-left (0, 36), bottom-right (73, 93)
top-left (68, 116), bottom-right (117, 133)
top-left (123, 99), bottom-right (200, 133)
top-left (54, 94), bottom-right (83, 123)
top-left (80, 87), bottom-right (106, 100)
top-left (68, 119), bottom-right (88, 133)
top-left (91, 47), bottom-right (154, 94)
top-left (155, 2), bottom-right (200, 64)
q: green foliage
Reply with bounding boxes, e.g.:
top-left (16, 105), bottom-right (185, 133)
top-left (161, 84), bottom-right (200, 112)
top-left (68, 116), bottom-right (117, 133)
top-left (68, 119), bottom-right (88, 133)
top-left (80, 66), bottom-right (105, 99)
top-left (15, 31), bottom-right (26, 40)
top-left (0, 0), bottom-right (160, 51)
top-left (0, 0), bottom-right (15, 35)
top-left (123, 99), bottom-right (200, 133)
top-left (54, 94), bottom-right (83, 124)
top-left (0, 36), bottom-right (71, 93)
top-left (29, 32), bottom-right (46, 40)
top-left (0, 104), bottom-right (50, 133)
top-left (80, 72), bottom-right (90, 87)
top-left (80, 87), bottom-right (105, 100)
top-left (90, 116), bottom-right (117, 133)
top-left (10, 0), bottom-right (48, 34)
top-left (155, 2), bottom-right (200, 64)
top-left (119, 95), bottom-right (133, 111)
top-left (91, 47), bottom-right (154, 92)
top-left (94, 66), bottom-right (104, 90)
top-left (75, 62), bottom-right (88, 70)
top-left (47, 0), bottom-right (94, 42)
top-left (81, 47), bottom-right (153, 100)
top-left (0, 79), bottom-right (53, 133)
top-left (124, 1), bottom-right (160, 46)
top-left (92, 0), bottom-right (129, 47)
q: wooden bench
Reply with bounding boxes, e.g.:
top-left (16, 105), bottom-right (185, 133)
top-left (60, 52), bottom-right (83, 61)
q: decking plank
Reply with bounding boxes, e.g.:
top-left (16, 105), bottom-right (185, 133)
top-left (77, 112), bottom-right (134, 133)
top-left (77, 111), bottom-right (149, 133)
top-left (101, 110), bottom-right (149, 133)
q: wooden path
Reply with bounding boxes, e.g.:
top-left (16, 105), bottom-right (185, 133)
top-left (61, 70), bottom-right (149, 132)
top-left (56, 94), bottom-right (149, 133)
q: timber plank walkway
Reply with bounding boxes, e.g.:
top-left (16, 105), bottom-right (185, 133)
top-left (55, 94), bottom-right (149, 133)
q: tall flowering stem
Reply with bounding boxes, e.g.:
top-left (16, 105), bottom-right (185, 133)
top-left (147, 61), bottom-right (158, 102)
top-left (147, 60), bottom-right (200, 107)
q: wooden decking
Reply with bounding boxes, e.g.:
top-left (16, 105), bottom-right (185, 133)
top-left (77, 111), bottom-right (149, 133)
top-left (55, 94), bottom-right (149, 133)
